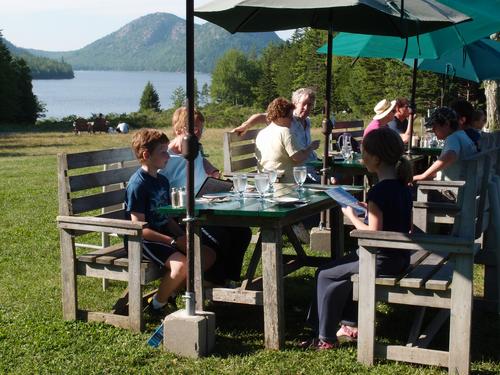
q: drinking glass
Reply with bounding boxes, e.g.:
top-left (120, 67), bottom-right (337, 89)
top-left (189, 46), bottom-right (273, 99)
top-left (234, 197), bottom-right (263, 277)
top-left (233, 173), bottom-right (247, 200)
top-left (263, 168), bottom-right (278, 194)
top-left (293, 166), bottom-right (307, 192)
top-left (254, 174), bottom-right (270, 201)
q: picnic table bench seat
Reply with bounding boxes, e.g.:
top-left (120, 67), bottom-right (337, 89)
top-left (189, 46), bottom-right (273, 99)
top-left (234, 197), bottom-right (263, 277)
top-left (57, 147), bottom-right (163, 332)
top-left (351, 145), bottom-right (497, 375)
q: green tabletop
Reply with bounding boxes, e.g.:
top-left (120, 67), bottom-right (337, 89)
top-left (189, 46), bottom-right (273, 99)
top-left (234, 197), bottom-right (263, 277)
top-left (410, 147), bottom-right (442, 157)
top-left (307, 153), bottom-right (424, 171)
top-left (157, 184), bottom-right (335, 218)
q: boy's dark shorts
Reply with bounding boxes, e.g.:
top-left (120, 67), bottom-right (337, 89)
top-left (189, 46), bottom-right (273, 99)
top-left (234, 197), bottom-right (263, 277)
top-left (142, 240), bottom-right (180, 267)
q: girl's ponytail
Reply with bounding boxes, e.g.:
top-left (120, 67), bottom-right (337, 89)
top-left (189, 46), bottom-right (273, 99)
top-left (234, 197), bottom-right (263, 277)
top-left (396, 156), bottom-right (413, 185)
top-left (363, 128), bottom-right (413, 185)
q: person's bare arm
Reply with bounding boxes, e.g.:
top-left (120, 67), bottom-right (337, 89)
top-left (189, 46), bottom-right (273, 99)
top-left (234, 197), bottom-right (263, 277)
top-left (342, 201), bottom-right (383, 231)
top-left (290, 140), bottom-right (320, 164)
top-left (413, 151), bottom-right (457, 182)
top-left (130, 212), bottom-right (187, 252)
top-left (232, 113), bottom-right (267, 135)
top-left (203, 157), bottom-right (220, 178)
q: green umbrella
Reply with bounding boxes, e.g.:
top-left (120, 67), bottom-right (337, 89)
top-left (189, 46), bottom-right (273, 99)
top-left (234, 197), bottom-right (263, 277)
top-left (404, 39), bottom-right (500, 83)
top-left (317, 0), bottom-right (500, 59)
top-left (195, 0), bottom-right (470, 226)
top-left (194, 0), bottom-right (470, 36)
top-left (316, 0), bottom-right (499, 150)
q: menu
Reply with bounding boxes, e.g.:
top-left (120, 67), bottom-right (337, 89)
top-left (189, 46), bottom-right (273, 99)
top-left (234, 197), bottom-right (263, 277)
top-left (326, 186), bottom-right (366, 216)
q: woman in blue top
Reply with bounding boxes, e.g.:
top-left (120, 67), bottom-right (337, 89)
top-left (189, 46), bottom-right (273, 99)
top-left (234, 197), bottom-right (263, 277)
top-left (301, 127), bottom-right (413, 350)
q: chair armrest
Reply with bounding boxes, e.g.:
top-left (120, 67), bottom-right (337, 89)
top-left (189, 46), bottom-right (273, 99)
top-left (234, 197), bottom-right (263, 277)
top-left (415, 180), bottom-right (465, 189)
top-left (57, 215), bottom-right (146, 236)
top-left (413, 201), bottom-right (459, 211)
top-left (350, 229), bottom-right (473, 255)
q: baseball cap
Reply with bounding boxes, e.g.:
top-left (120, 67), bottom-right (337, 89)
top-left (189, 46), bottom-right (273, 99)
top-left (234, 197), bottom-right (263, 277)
top-left (424, 107), bottom-right (457, 128)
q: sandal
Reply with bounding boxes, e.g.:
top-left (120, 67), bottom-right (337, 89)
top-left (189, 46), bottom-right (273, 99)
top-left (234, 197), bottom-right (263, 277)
top-left (336, 324), bottom-right (358, 342)
top-left (298, 337), bottom-right (319, 349)
top-left (316, 339), bottom-right (339, 350)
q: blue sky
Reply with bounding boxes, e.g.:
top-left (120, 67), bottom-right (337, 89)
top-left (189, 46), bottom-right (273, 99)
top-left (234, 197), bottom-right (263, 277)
top-left (1, 0), bottom-right (293, 51)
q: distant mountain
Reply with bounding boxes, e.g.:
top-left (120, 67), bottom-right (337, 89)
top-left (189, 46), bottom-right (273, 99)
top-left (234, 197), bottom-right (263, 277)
top-left (26, 13), bottom-right (282, 73)
top-left (3, 38), bottom-right (74, 79)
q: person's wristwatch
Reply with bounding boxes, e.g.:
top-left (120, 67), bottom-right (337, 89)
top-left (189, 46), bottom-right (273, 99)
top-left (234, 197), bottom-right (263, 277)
top-left (170, 238), bottom-right (177, 247)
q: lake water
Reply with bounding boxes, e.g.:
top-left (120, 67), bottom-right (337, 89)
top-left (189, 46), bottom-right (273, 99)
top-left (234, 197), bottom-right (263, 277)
top-left (32, 70), bottom-right (211, 119)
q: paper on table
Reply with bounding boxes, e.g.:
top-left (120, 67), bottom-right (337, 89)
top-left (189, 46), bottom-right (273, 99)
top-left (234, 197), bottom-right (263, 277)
top-left (326, 186), bottom-right (366, 216)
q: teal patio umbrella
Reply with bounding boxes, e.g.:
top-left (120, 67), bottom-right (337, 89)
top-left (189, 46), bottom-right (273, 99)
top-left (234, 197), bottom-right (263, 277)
top-left (317, 0), bottom-right (500, 149)
top-left (195, 0), bottom-right (470, 203)
top-left (317, 0), bottom-right (500, 60)
top-left (404, 38), bottom-right (500, 83)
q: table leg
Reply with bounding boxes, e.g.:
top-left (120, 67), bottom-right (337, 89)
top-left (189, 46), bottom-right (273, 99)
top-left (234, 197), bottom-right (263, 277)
top-left (330, 205), bottom-right (344, 259)
top-left (261, 227), bottom-right (284, 349)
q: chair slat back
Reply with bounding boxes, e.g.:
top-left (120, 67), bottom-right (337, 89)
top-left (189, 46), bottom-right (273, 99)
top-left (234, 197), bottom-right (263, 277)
top-left (223, 129), bottom-right (259, 174)
top-left (330, 120), bottom-right (364, 152)
top-left (58, 147), bottom-right (138, 217)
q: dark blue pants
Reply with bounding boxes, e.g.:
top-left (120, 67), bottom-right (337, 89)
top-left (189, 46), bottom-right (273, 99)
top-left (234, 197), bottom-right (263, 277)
top-left (202, 226), bottom-right (252, 283)
top-left (306, 250), bottom-right (409, 342)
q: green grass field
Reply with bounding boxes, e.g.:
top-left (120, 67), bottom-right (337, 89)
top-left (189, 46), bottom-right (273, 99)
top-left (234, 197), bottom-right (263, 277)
top-left (0, 126), bottom-right (499, 374)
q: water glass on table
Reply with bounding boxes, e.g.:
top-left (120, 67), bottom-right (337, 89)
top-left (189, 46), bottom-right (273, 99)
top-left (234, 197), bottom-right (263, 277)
top-left (233, 173), bottom-right (247, 200)
top-left (263, 168), bottom-right (277, 194)
top-left (254, 173), bottom-right (270, 202)
top-left (293, 166), bottom-right (307, 192)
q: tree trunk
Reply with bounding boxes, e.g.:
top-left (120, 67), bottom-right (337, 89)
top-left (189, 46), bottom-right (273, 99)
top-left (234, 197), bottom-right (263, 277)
top-left (484, 33), bottom-right (500, 132)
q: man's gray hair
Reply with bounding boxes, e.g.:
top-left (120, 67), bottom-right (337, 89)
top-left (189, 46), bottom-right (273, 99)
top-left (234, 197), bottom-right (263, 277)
top-left (291, 87), bottom-right (316, 105)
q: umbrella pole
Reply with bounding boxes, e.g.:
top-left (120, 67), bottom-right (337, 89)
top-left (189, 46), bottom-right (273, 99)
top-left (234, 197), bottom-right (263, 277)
top-left (407, 58), bottom-right (418, 154)
top-left (320, 26), bottom-right (334, 228)
top-left (184, 0), bottom-right (197, 317)
top-left (440, 74), bottom-right (445, 107)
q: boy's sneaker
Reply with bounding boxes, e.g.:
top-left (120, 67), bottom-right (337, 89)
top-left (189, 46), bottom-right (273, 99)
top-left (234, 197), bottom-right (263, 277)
top-left (291, 223), bottom-right (310, 244)
top-left (144, 296), bottom-right (177, 317)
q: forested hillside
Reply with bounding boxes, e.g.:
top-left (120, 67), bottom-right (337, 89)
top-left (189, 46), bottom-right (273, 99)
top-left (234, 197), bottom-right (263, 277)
top-left (3, 38), bottom-right (74, 79)
top-left (208, 28), bottom-right (485, 119)
top-left (27, 13), bottom-right (282, 73)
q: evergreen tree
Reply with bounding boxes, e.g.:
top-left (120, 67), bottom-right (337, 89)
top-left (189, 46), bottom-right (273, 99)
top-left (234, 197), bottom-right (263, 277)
top-left (0, 33), bottom-right (17, 123)
top-left (139, 81), bottom-right (161, 112)
top-left (210, 49), bottom-right (260, 106)
top-left (253, 44), bottom-right (280, 109)
top-left (0, 32), bottom-right (43, 125)
top-left (12, 58), bottom-right (42, 123)
top-left (170, 86), bottom-right (186, 109)
top-left (199, 83), bottom-right (210, 106)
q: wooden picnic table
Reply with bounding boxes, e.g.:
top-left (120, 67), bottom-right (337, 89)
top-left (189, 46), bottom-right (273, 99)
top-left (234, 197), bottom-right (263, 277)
top-left (158, 183), bottom-right (341, 349)
top-left (307, 153), bottom-right (424, 175)
top-left (410, 146), bottom-right (442, 157)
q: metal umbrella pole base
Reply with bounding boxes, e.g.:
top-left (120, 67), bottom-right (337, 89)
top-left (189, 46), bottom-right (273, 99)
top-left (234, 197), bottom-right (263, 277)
top-left (163, 309), bottom-right (216, 358)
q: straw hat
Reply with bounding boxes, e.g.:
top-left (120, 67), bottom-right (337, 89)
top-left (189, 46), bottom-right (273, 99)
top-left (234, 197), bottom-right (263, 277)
top-left (373, 99), bottom-right (396, 120)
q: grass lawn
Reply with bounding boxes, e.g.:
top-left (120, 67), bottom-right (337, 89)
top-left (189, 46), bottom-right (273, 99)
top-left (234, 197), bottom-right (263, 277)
top-left (0, 126), bottom-right (499, 374)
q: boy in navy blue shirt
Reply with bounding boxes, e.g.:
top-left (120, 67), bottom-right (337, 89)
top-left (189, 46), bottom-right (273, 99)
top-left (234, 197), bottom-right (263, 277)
top-left (125, 129), bottom-right (215, 313)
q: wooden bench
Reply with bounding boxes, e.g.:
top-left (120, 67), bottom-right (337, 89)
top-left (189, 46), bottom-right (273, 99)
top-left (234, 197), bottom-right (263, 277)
top-left (73, 118), bottom-right (91, 134)
top-left (351, 148), bottom-right (494, 375)
top-left (57, 147), bottom-right (163, 332)
top-left (91, 117), bottom-right (109, 133)
top-left (413, 132), bottom-right (500, 312)
top-left (222, 129), bottom-right (259, 176)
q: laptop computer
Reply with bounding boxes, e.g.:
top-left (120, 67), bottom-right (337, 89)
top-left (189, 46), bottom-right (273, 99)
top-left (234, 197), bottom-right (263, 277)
top-left (195, 177), bottom-right (234, 198)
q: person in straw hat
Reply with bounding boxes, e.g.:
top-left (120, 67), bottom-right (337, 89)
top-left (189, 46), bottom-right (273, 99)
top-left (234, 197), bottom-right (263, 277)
top-left (363, 99), bottom-right (396, 137)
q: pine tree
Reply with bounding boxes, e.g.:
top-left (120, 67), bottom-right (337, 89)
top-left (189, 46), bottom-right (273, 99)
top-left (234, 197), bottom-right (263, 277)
top-left (12, 58), bottom-right (42, 123)
top-left (139, 81), bottom-right (161, 112)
